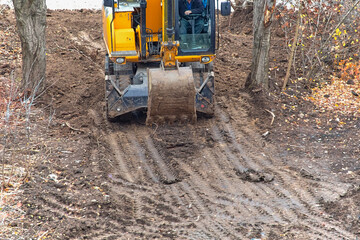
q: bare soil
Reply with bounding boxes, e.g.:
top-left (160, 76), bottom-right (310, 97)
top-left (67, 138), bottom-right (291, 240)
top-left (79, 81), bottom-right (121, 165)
top-left (1, 6), bottom-right (359, 239)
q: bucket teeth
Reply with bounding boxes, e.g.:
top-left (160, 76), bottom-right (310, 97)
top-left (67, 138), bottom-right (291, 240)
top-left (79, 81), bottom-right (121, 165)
top-left (146, 67), bottom-right (196, 125)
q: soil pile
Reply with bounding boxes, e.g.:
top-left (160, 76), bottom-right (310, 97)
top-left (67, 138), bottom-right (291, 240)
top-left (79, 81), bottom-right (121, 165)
top-left (228, 6), bottom-right (254, 34)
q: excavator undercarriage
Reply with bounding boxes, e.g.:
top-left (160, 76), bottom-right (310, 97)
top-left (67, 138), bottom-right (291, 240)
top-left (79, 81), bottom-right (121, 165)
top-left (105, 55), bottom-right (215, 123)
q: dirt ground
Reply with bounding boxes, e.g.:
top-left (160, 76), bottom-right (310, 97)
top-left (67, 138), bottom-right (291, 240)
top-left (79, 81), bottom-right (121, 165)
top-left (1, 6), bottom-right (359, 240)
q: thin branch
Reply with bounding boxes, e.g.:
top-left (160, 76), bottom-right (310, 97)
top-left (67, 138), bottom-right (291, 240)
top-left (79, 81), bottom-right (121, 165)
top-left (306, 0), bottom-right (360, 80)
top-left (265, 109), bottom-right (275, 125)
top-left (282, 1), bottom-right (302, 90)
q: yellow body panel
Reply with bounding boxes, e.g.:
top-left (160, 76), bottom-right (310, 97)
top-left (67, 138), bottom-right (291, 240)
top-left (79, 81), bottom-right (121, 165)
top-left (102, 8), bottom-right (136, 55)
top-left (146, 0), bottom-right (162, 33)
top-left (114, 29), bottom-right (136, 52)
top-left (114, 12), bottom-right (132, 29)
top-left (102, 8), bottom-right (111, 54)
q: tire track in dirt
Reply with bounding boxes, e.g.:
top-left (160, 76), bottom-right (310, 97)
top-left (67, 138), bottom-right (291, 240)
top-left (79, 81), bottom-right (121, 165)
top-left (143, 133), bottom-right (178, 184)
top-left (215, 103), bottom-right (356, 239)
top-left (207, 111), bottom-right (295, 225)
top-left (36, 194), bottom-right (83, 220)
top-left (141, 120), bottom-right (296, 237)
top-left (137, 128), bottom-right (232, 239)
top-left (100, 125), bottom-right (214, 238)
top-left (175, 160), bottom-right (246, 239)
top-left (217, 106), bottom-right (332, 234)
top-left (105, 132), bottom-right (135, 183)
top-left (123, 130), bottom-right (204, 239)
top-left (115, 130), bottom-right (152, 183)
top-left (145, 122), bottom-right (293, 238)
top-left (110, 126), bottom-right (236, 239)
top-left (178, 149), bottom-right (293, 231)
top-left (201, 148), bottom-right (273, 221)
top-left (176, 182), bottom-right (226, 239)
top-left (86, 125), bottom-right (182, 239)
top-left (200, 148), bottom-right (258, 219)
top-left (228, 130), bottom-right (353, 238)
top-left (209, 126), bottom-right (289, 224)
top-left (272, 169), bottom-right (355, 239)
top-left (127, 133), bottom-right (160, 183)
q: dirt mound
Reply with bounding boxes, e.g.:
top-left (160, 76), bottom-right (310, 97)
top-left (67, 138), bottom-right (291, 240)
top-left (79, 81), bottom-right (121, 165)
top-left (225, 6), bottom-right (253, 34)
top-left (39, 9), bottom-right (105, 130)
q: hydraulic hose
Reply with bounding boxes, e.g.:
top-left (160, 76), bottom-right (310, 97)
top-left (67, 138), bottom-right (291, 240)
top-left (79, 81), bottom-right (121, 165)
top-left (167, 0), bottom-right (174, 40)
top-left (140, 0), bottom-right (147, 59)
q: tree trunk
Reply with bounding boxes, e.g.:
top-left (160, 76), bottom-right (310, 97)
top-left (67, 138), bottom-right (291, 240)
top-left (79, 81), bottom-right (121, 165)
top-left (249, 0), bottom-right (275, 90)
top-left (12, 0), bottom-right (47, 96)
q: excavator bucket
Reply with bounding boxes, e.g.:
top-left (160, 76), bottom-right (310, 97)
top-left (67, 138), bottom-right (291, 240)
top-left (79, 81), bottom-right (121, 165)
top-left (146, 66), bottom-right (197, 125)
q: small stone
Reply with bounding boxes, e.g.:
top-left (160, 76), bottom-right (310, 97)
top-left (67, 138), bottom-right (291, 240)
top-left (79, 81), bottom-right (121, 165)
top-left (48, 173), bottom-right (58, 182)
top-left (351, 90), bottom-right (359, 97)
top-left (346, 79), bottom-right (355, 85)
top-left (323, 94), bottom-right (330, 98)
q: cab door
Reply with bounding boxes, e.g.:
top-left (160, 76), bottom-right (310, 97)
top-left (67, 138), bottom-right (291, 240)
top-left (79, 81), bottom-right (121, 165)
top-left (174, 0), bottom-right (216, 56)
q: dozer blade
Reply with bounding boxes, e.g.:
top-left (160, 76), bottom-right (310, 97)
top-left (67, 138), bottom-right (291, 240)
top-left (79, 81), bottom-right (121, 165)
top-left (146, 66), bottom-right (196, 125)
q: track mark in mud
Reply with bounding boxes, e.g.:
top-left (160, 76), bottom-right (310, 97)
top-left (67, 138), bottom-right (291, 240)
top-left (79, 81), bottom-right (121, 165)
top-left (112, 131), bottom-right (148, 182)
top-left (36, 194), bottom-right (83, 220)
top-left (193, 127), bottom-right (288, 225)
top-left (143, 134), bottom-right (178, 184)
top-left (212, 105), bottom-right (357, 238)
top-left (127, 133), bottom-right (160, 183)
top-left (200, 149), bottom-right (259, 218)
top-left (87, 108), bottom-right (103, 127)
top-left (133, 124), bottom-right (243, 238)
top-left (211, 125), bottom-right (247, 172)
top-left (106, 132), bottom-right (134, 182)
top-left (176, 181), bottom-right (234, 239)
top-left (175, 161), bottom-right (245, 238)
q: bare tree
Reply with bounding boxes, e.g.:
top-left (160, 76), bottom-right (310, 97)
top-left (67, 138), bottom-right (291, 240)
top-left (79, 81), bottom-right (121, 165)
top-left (12, 0), bottom-right (47, 96)
top-left (248, 0), bottom-right (276, 89)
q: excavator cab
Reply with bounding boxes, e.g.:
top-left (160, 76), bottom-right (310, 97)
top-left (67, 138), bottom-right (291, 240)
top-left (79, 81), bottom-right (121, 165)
top-left (102, 0), bottom-right (230, 124)
top-left (176, 0), bottom-right (215, 52)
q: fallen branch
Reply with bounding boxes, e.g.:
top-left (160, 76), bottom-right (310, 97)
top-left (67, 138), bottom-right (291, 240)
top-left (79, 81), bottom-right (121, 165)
top-left (151, 123), bottom-right (159, 137)
top-left (37, 230), bottom-right (49, 240)
top-left (65, 122), bottom-right (83, 132)
top-left (265, 109), bottom-right (275, 125)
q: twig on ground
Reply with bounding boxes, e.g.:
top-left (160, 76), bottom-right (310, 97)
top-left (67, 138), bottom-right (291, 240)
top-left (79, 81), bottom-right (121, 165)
top-left (151, 123), bottom-right (159, 137)
top-left (265, 109), bottom-right (275, 125)
top-left (65, 122), bottom-right (83, 132)
top-left (37, 230), bottom-right (49, 240)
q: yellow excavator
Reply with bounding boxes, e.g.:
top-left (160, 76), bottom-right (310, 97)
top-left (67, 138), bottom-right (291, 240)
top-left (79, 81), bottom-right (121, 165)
top-left (102, 0), bottom-right (230, 124)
